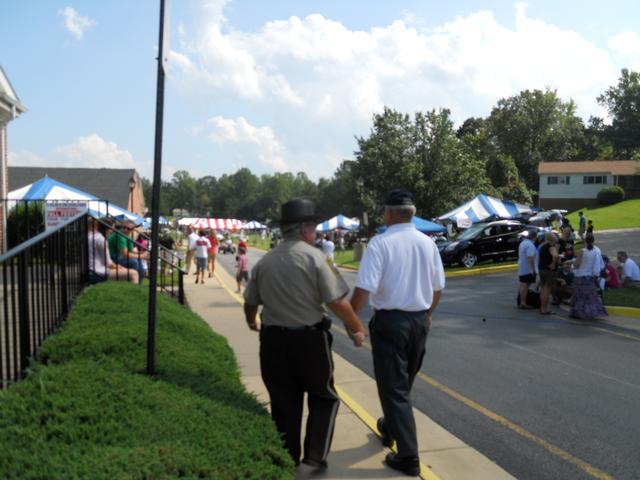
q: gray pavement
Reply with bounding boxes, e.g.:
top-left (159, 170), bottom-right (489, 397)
top-left (184, 262), bottom-right (513, 480)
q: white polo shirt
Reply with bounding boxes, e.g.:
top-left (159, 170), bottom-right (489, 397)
top-left (356, 222), bottom-right (445, 311)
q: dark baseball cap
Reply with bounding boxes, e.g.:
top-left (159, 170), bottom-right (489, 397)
top-left (385, 189), bottom-right (414, 206)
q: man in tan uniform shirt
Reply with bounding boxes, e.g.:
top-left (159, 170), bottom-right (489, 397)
top-left (244, 199), bottom-right (366, 469)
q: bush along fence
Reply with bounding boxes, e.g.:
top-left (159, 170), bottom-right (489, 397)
top-left (0, 212), bottom-right (185, 389)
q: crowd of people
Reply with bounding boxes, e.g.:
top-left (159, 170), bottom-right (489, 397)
top-left (517, 211), bottom-right (639, 320)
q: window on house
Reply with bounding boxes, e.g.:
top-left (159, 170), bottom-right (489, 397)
top-left (548, 176), bottom-right (569, 185)
top-left (584, 175), bottom-right (607, 184)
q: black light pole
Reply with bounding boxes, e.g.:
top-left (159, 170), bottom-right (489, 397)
top-left (147, 0), bottom-right (169, 375)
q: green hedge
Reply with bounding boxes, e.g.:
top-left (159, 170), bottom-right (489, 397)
top-left (597, 185), bottom-right (625, 206)
top-left (0, 283), bottom-right (293, 479)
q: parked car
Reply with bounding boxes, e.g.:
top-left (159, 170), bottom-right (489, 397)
top-left (440, 220), bottom-right (541, 268)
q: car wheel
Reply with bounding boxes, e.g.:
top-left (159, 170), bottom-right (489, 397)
top-left (461, 251), bottom-right (477, 268)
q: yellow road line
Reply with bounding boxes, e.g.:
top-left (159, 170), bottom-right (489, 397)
top-left (214, 266), bottom-right (612, 480)
top-left (415, 372), bottom-right (613, 480)
top-left (212, 267), bottom-right (439, 479)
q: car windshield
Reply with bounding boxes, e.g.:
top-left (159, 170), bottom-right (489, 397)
top-left (457, 225), bottom-right (485, 241)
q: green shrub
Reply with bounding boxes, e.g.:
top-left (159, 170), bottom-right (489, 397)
top-left (0, 283), bottom-right (294, 479)
top-left (7, 201), bottom-right (44, 249)
top-left (596, 185), bottom-right (625, 206)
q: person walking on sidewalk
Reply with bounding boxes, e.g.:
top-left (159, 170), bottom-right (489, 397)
top-left (186, 227), bottom-right (199, 274)
top-left (243, 198), bottom-right (367, 470)
top-left (351, 189), bottom-right (445, 477)
top-left (194, 230), bottom-right (211, 285)
top-left (207, 230), bottom-right (219, 278)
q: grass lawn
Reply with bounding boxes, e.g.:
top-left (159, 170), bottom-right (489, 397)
top-left (604, 286), bottom-right (640, 308)
top-left (566, 198), bottom-right (640, 230)
top-left (0, 283), bottom-right (293, 479)
top-left (247, 233), bottom-right (271, 250)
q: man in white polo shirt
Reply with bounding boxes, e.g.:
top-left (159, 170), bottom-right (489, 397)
top-left (351, 189), bottom-right (445, 477)
top-left (617, 251), bottom-right (640, 287)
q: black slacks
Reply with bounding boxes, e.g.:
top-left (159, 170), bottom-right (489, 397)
top-left (259, 326), bottom-right (339, 464)
top-left (370, 309), bottom-right (429, 458)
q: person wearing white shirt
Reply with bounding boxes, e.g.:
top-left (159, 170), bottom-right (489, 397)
top-left (570, 234), bottom-right (607, 320)
top-left (617, 251), bottom-right (640, 287)
top-left (186, 227), bottom-right (199, 274)
top-left (351, 189), bottom-right (445, 477)
top-left (321, 235), bottom-right (335, 262)
top-left (517, 230), bottom-right (538, 309)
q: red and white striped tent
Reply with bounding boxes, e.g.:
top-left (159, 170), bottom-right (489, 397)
top-left (189, 218), bottom-right (245, 231)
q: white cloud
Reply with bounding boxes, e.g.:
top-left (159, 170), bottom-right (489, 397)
top-left (55, 134), bottom-right (136, 168)
top-left (197, 116), bottom-right (288, 171)
top-left (8, 150), bottom-right (45, 167)
top-left (169, 2), bottom-right (633, 177)
top-left (609, 31), bottom-right (640, 70)
top-left (59, 6), bottom-right (96, 41)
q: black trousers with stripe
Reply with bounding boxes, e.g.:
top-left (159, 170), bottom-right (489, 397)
top-left (370, 309), bottom-right (429, 458)
top-left (259, 326), bottom-right (339, 464)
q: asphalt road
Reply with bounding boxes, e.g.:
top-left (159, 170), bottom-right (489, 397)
top-left (216, 243), bottom-right (640, 480)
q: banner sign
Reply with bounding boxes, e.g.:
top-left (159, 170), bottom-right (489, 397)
top-left (456, 218), bottom-right (472, 229)
top-left (45, 202), bottom-right (88, 230)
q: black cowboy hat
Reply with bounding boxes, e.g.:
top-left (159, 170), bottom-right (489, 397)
top-left (279, 199), bottom-right (323, 225)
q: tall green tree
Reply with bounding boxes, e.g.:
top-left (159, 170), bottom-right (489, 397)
top-left (457, 117), bottom-right (532, 204)
top-left (487, 89), bottom-right (585, 190)
top-left (353, 107), bottom-right (495, 221)
top-left (597, 68), bottom-right (640, 158)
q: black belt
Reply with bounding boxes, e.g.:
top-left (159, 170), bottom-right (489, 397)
top-left (264, 317), bottom-right (331, 331)
top-left (375, 308), bottom-right (428, 314)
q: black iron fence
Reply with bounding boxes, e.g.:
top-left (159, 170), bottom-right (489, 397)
top-left (1, 213), bottom-right (185, 389)
top-left (0, 212), bottom-right (87, 388)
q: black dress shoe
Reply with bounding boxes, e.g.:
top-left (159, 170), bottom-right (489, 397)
top-left (377, 417), bottom-right (394, 447)
top-left (301, 458), bottom-right (328, 469)
top-left (385, 452), bottom-right (420, 477)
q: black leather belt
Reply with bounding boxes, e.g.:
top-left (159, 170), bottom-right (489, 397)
top-left (265, 317), bottom-right (331, 331)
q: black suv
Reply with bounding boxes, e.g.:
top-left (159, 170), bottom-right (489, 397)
top-left (440, 220), bottom-right (540, 268)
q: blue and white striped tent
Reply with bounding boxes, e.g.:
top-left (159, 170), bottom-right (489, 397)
top-left (244, 220), bottom-right (267, 230)
top-left (437, 194), bottom-right (532, 224)
top-left (8, 176), bottom-right (143, 223)
top-left (316, 214), bottom-right (360, 232)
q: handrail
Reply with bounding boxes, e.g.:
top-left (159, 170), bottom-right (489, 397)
top-left (0, 211), bottom-right (87, 263)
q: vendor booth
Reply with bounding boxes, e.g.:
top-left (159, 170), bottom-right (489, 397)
top-left (437, 194), bottom-right (532, 224)
top-left (316, 214), bottom-right (360, 232)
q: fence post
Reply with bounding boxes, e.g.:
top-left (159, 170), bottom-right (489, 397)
top-left (178, 271), bottom-right (184, 305)
top-left (59, 229), bottom-right (68, 318)
top-left (17, 250), bottom-right (30, 377)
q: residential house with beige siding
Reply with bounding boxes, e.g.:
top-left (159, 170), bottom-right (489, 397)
top-left (538, 160), bottom-right (640, 210)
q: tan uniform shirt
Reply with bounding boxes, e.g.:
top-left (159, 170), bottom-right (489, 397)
top-left (244, 240), bottom-right (349, 327)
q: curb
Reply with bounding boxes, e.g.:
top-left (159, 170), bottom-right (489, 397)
top-left (606, 305), bottom-right (640, 319)
top-left (445, 264), bottom-right (517, 278)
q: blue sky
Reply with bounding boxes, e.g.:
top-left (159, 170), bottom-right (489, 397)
top-left (3, 1), bottom-right (640, 182)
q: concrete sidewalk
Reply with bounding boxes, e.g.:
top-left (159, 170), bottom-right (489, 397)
top-left (183, 265), bottom-right (514, 480)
